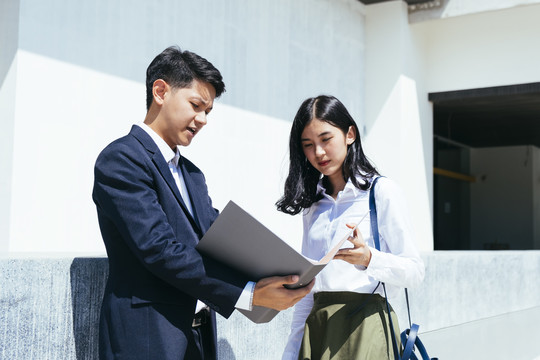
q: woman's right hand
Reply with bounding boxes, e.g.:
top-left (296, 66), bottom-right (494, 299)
top-left (333, 223), bottom-right (372, 267)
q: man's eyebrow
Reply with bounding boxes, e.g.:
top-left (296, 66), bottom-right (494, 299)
top-left (191, 96), bottom-right (208, 104)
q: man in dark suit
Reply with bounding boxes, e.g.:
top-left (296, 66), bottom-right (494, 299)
top-left (92, 46), bottom-right (313, 360)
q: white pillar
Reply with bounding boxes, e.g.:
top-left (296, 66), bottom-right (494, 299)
top-left (0, 0), bottom-right (20, 253)
top-left (364, 0), bottom-right (434, 251)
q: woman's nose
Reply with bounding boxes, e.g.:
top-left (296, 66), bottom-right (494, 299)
top-left (315, 145), bottom-right (325, 157)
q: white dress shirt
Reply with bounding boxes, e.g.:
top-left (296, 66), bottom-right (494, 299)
top-left (136, 123), bottom-right (254, 312)
top-left (282, 176), bottom-right (425, 360)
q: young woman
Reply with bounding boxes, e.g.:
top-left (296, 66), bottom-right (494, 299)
top-left (277, 95), bottom-right (425, 360)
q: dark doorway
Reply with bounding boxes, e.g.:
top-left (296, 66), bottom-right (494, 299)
top-left (431, 82), bottom-right (540, 250)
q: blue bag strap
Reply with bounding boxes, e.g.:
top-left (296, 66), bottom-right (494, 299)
top-left (401, 326), bottom-right (434, 360)
top-left (382, 283), bottom-right (402, 360)
top-left (402, 324), bottom-right (419, 359)
top-left (369, 176), bottom-right (383, 251)
top-left (370, 176), bottom-right (436, 360)
top-left (370, 177), bottom-right (401, 360)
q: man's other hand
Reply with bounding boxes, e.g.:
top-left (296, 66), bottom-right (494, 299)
top-left (252, 275), bottom-right (314, 311)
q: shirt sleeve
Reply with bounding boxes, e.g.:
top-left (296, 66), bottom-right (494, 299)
top-left (364, 178), bottom-right (425, 289)
top-left (235, 281), bottom-right (256, 311)
top-left (281, 292), bottom-right (313, 360)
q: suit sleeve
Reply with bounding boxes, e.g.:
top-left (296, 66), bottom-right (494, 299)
top-left (93, 143), bottom-right (247, 317)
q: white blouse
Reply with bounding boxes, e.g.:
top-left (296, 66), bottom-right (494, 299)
top-left (282, 176), bottom-right (425, 360)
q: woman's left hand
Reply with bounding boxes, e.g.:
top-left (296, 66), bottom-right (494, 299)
top-left (333, 223), bottom-right (372, 267)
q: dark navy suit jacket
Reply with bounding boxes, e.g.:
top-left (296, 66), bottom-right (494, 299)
top-left (92, 125), bottom-right (248, 359)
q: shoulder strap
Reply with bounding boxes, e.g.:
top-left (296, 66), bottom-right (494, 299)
top-left (369, 176), bottom-right (383, 251)
top-left (370, 176), bottom-right (413, 327)
top-left (369, 177), bottom-right (401, 360)
top-left (370, 177), bottom-right (434, 360)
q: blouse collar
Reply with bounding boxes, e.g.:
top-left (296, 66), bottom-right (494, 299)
top-left (316, 175), bottom-right (370, 199)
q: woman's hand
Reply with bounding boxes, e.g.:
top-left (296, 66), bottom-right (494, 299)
top-left (333, 223), bottom-right (372, 267)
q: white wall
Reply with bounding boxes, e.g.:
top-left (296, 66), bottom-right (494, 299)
top-left (8, 51), bottom-right (144, 253)
top-left (183, 105), bottom-right (300, 246)
top-left (7, 0), bottom-right (540, 254)
top-left (0, 0), bottom-right (20, 252)
top-left (409, 0), bottom-right (540, 22)
top-left (2, 0), bottom-right (366, 253)
top-left (414, 3), bottom-right (540, 92)
top-left (363, 1), bottom-right (540, 252)
top-left (364, 1), bottom-right (434, 251)
top-left (16, 0), bottom-right (366, 122)
top-left (409, 3), bottom-right (540, 250)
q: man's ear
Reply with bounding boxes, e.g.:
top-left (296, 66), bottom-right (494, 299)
top-left (152, 79), bottom-right (168, 106)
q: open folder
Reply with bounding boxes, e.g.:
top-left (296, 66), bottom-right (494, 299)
top-left (196, 201), bottom-right (369, 323)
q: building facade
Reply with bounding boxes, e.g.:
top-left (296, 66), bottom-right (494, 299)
top-left (1, 0), bottom-right (539, 358)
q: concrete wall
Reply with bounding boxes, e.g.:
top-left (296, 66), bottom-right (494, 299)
top-left (2, 252), bottom-right (539, 360)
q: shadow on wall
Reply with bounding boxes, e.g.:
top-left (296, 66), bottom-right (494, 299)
top-left (218, 338), bottom-right (237, 360)
top-left (16, 0), bottom-right (365, 122)
top-left (0, 51), bottom-right (16, 91)
top-left (68, 259), bottom-right (241, 359)
top-left (70, 258), bottom-right (108, 360)
top-left (0, 0), bottom-right (19, 91)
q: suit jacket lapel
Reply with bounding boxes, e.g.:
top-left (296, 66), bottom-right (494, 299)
top-left (178, 158), bottom-right (207, 233)
top-left (130, 126), bottom-right (202, 236)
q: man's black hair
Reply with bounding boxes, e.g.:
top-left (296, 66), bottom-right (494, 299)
top-left (145, 46), bottom-right (225, 111)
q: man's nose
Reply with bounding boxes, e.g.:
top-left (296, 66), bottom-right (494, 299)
top-left (195, 112), bottom-right (207, 126)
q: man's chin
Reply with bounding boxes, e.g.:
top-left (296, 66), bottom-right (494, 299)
top-left (177, 137), bottom-right (192, 147)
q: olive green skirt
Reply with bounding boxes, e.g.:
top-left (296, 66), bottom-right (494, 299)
top-left (298, 291), bottom-right (401, 360)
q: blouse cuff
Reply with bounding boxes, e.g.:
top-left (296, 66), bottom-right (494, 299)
top-left (353, 246), bottom-right (380, 271)
top-left (363, 247), bottom-right (384, 276)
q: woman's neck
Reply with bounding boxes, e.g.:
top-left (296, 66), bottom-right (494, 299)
top-left (325, 175), bottom-right (347, 199)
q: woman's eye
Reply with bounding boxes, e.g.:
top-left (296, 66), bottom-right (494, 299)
top-left (303, 143), bottom-right (312, 148)
top-left (322, 137), bottom-right (332, 142)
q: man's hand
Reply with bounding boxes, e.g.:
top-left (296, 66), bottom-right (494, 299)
top-left (252, 275), bottom-right (314, 311)
top-left (333, 223), bottom-right (372, 267)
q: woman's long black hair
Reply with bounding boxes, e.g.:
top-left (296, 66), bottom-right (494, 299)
top-left (276, 95), bottom-right (379, 215)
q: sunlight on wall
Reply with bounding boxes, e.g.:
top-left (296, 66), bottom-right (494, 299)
top-left (183, 104), bottom-right (303, 251)
top-left (364, 76), bottom-right (433, 252)
top-left (9, 50), bottom-right (144, 253)
top-left (7, 50), bottom-right (304, 253)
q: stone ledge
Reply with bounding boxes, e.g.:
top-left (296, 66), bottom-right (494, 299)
top-left (1, 251), bottom-right (539, 359)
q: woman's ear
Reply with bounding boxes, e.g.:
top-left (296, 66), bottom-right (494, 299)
top-left (346, 126), bottom-right (356, 145)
